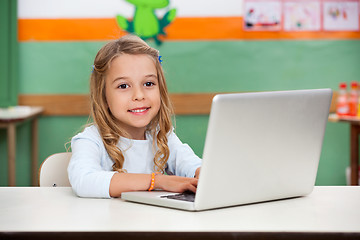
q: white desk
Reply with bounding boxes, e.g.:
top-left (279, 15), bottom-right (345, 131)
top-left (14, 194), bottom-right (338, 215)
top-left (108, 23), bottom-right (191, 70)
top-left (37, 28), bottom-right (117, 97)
top-left (0, 186), bottom-right (359, 240)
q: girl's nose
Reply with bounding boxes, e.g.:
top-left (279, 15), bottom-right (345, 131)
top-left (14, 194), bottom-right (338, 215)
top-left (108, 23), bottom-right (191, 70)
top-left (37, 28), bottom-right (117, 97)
top-left (133, 87), bottom-right (145, 101)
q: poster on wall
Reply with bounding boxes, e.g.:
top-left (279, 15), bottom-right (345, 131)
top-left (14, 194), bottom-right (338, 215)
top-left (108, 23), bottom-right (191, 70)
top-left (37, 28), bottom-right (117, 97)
top-left (323, 0), bottom-right (359, 31)
top-left (244, 0), bottom-right (282, 31)
top-left (283, 0), bottom-right (321, 31)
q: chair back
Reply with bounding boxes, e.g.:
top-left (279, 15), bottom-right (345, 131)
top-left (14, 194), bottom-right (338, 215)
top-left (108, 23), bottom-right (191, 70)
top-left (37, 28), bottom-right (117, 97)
top-left (39, 152), bottom-right (72, 187)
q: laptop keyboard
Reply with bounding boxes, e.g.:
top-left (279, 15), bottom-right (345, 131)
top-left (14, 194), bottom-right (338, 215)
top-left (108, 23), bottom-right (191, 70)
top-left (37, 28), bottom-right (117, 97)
top-left (160, 191), bottom-right (195, 202)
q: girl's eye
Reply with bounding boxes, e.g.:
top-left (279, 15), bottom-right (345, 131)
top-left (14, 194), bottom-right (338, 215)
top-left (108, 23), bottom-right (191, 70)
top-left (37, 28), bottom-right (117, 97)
top-left (144, 82), bottom-right (155, 87)
top-left (118, 84), bottom-right (129, 89)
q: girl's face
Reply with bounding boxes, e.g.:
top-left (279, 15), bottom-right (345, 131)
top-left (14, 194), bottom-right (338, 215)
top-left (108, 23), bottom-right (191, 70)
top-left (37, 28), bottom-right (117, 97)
top-left (105, 54), bottom-right (161, 140)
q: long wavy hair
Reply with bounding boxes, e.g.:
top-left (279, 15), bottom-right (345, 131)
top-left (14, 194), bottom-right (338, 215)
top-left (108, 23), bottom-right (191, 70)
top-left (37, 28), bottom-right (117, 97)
top-left (90, 35), bottom-right (174, 173)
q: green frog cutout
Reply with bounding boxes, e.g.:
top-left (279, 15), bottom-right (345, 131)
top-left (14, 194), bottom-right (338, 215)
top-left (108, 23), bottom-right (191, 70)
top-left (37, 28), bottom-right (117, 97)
top-left (116, 0), bottom-right (176, 45)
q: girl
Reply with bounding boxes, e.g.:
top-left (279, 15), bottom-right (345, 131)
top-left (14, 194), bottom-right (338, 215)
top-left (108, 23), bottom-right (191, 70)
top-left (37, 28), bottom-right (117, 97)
top-left (68, 35), bottom-right (202, 198)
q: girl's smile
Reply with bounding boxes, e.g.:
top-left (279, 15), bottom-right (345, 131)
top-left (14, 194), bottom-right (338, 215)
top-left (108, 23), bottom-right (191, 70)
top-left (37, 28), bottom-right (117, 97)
top-left (105, 54), bottom-right (161, 140)
top-left (128, 107), bottom-right (151, 114)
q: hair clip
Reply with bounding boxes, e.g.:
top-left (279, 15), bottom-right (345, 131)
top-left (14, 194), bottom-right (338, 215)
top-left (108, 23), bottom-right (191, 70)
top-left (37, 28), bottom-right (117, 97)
top-left (91, 65), bottom-right (95, 73)
top-left (158, 56), bottom-right (163, 65)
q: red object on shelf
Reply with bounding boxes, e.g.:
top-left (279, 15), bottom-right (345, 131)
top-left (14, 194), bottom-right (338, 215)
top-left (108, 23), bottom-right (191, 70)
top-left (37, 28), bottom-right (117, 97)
top-left (349, 81), bottom-right (358, 116)
top-left (336, 82), bottom-right (349, 116)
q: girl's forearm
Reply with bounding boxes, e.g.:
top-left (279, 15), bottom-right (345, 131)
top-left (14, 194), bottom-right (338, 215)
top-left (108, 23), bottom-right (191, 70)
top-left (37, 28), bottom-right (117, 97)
top-left (109, 172), bottom-right (198, 197)
top-left (109, 173), bottom-right (152, 197)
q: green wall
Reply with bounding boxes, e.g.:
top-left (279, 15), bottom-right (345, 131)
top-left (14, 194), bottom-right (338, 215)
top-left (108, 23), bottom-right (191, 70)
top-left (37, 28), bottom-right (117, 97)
top-left (19, 40), bottom-right (360, 93)
top-left (0, 0), bottom-right (17, 107)
top-left (1, 40), bottom-right (359, 186)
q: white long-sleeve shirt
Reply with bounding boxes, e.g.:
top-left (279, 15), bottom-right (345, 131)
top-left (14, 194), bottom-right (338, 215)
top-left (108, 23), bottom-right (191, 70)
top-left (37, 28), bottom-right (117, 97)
top-left (68, 125), bottom-right (202, 198)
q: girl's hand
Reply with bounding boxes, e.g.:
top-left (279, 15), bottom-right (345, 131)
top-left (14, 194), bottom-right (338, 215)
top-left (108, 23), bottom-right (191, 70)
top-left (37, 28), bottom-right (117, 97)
top-left (155, 175), bottom-right (198, 193)
top-left (194, 167), bottom-right (201, 179)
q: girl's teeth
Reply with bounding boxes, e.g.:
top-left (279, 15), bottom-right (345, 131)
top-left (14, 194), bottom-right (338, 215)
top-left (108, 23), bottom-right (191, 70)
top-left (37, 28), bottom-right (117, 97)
top-left (131, 109), bottom-right (146, 113)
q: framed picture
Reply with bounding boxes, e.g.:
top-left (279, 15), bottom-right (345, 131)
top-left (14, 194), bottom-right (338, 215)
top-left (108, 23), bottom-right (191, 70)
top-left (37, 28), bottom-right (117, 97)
top-left (244, 0), bottom-right (282, 31)
top-left (323, 0), bottom-right (359, 31)
top-left (283, 0), bottom-right (321, 31)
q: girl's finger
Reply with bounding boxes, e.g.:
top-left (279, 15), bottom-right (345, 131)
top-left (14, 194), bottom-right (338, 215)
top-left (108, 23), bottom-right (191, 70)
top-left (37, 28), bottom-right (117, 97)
top-left (188, 184), bottom-right (197, 193)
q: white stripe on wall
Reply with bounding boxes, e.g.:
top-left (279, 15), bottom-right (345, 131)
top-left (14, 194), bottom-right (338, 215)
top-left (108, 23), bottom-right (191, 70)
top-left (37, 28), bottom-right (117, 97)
top-left (18, 0), bottom-right (243, 19)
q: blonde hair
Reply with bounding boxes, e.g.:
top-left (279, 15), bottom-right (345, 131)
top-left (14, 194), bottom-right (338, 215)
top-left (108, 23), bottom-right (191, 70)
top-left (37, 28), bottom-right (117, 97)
top-left (90, 35), bottom-right (173, 173)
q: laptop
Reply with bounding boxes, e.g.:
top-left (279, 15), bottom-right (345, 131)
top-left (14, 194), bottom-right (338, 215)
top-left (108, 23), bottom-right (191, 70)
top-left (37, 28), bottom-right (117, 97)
top-left (121, 89), bottom-right (333, 211)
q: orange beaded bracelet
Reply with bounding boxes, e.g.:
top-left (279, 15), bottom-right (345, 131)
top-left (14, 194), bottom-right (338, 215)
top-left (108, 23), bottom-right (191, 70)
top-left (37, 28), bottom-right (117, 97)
top-left (148, 172), bottom-right (161, 191)
top-left (148, 173), bottom-right (156, 191)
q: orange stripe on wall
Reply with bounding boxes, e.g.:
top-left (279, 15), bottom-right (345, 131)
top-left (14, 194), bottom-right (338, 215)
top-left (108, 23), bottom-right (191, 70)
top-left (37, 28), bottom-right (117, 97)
top-left (18, 17), bottom-right (360, 41)
top-left (166, 17), bottom-right (244, 40)
top-left (18, 18), bottom-right (127, 41)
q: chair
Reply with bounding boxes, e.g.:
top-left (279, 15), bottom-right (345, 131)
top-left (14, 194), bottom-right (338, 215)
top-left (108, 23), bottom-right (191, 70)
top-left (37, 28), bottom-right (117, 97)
top-left (39, 152), bottom-right (72, 187)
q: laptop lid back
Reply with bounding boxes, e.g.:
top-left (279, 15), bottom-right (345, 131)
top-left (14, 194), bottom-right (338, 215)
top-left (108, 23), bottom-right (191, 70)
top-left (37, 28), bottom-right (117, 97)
top-left (194, 89), bottom-right (332, 211)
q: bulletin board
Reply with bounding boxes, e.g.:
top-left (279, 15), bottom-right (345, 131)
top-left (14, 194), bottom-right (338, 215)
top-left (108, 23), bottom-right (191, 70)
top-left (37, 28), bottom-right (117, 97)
top-left (243, 0), bottom-right (360, 39)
